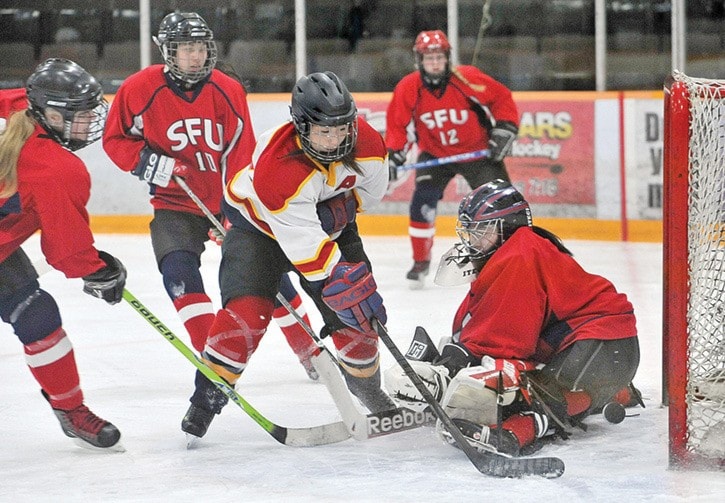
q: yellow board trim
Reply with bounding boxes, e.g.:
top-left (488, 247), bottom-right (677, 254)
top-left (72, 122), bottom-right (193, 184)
top-left (87, 214), bottom-right (662, 242)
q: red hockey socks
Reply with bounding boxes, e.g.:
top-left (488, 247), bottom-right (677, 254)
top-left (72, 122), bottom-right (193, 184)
top-left (409, 220), bottom-right (435, 262)
top-left (24, 328), bottom-right (83, 410)
top-left (203, 296), bottom-right (274, 384)
top-left (272, 296), bottom-right (318, 362)
top-left (173, 292), bottom-right (215, 352)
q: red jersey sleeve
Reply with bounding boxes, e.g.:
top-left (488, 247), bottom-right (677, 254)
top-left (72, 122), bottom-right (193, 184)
top-left (385, 72), bottom-right (420, 151)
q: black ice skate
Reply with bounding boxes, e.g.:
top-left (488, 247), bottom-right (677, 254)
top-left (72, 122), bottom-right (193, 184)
top-left (182, 370), bottom-right (230, 447)
top-left (42, 390), bottom-right (121, 450)
top-left (406, 261), bottom-right (430, 290)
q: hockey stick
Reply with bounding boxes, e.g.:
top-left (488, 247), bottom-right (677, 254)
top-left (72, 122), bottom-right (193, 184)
top-left (121, 288), bottom-right (352, 447)
top-left (371, 318), bottom-right (565, 478)
top-left (176, 176), bottom-right (434, 439)
top-left (397, 148), bottom-right (490, 172)
top-left (274, 295), bottom-right (435, 440)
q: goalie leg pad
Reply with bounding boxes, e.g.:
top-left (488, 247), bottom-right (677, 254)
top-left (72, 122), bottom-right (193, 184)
top-left (439, 362), bottom-right (526, 426)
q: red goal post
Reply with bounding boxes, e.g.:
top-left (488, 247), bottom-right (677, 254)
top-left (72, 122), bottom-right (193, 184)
top-left (663, 71), bottom-right (725, 470)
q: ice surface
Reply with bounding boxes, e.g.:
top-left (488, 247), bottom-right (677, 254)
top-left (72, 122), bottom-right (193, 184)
top-left (1, 234), bottom-right (723, 501)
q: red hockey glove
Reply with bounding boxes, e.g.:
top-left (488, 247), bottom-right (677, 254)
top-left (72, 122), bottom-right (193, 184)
top-left (207, 217), bottom-right (232, 246)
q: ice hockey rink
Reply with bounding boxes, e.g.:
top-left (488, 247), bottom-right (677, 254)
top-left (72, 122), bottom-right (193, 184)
top-left (1, 233), bottom-right (724, 501)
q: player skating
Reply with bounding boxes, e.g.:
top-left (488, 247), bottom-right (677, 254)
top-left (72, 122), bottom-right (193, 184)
top-left (386, 180), bottom-right (642, 456)
top-left (181, 71), bottom-right (396, 441)
top-left (385, 30), bottom-right (520, 289)
top-left (102, 12), bottom-right (318, 378)
top-left (0, 59), bottom-right (127, 449)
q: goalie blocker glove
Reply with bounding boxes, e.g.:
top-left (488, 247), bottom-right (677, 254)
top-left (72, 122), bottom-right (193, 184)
top-left (82, 251), bottom-right (127, 304)
top-left (321, 262), bottom-right (386, 333)
top-left (132, 146), bottom-right (188, 187)
top-left (387, 149), bottom-right (406, 181)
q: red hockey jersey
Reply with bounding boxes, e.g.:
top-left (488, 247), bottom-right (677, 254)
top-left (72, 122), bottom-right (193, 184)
top-left (0, 119), bottom-right (106, 277)
top-left (103, 65), bottom-right (256, 215)
top-left (452, 227), bottom-right (637, 363)
top-left (385, 65), bottom-right (519, 158)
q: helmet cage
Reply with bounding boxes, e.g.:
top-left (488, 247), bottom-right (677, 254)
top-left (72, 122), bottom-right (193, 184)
top-left (154, 13), bottom-right (217, 84)
top-left (455, 216), bottom-right (503, 260)
top-left (455, 181), bottom-right (532, 259)
top-left (290, 72), bottom-right (358, 163)
top-left (26, 58), bottom-right (108, 151)
top-left (414, 30), bottom-right (451, 87)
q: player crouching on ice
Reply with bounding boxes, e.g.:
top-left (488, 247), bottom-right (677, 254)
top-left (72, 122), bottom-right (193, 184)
top-left (385, 180), bottom-right (642, 456)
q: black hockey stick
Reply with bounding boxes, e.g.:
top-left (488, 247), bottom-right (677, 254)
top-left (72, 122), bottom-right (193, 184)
top-left (122, 288), bottom-right (352, 447)
top-left (371, 318), bottom-right (565, 478)
top-left (175, 176), bottom-right (433, 439)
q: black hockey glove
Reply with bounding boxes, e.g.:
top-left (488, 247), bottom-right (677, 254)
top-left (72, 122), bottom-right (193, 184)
top-left (433, 341), bottom-right (478, 378)
top-left (488, 121), bottom-right (518, 162)
top-left (82, 251), bottom-right (127, 305)
top-left (387, 149), bottom-right (406, 181)
top-left (132, 146), bottom-right (188, 187)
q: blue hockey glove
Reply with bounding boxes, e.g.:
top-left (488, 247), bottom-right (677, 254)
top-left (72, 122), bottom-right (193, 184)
top-left (321, 262), bottom-right (386, 333)
top-left (317, 192), bottom-right (358, 237)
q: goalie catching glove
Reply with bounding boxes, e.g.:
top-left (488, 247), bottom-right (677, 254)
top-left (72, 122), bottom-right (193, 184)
top-left (132, 146), bottom-right (188, 187)
top-left (321, 262), bottom-right (386, 333)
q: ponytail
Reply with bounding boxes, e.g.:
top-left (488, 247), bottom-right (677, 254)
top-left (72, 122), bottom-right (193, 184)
top-left (532, 226), bottom-right (573, 256)
top-left (0, 111), bottom-right (35, 198)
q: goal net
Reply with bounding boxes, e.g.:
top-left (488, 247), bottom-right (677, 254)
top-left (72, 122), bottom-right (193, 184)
top-left (663, 71), bottom-right (725, 470)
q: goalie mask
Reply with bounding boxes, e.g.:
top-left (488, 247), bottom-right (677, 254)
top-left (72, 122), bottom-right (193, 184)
top-left (414, 30), bottom-right (451, 89)
top-left (26, 58), bottom-right (108, 151)
top-left (154, 12), bottom-right (217, 85)
top-left (290, 72), bottom-right (358, 163)
top-left (436, 180), bottom-right (531, 286)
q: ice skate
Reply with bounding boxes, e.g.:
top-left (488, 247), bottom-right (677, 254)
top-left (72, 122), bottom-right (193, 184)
top-left (50, 403), bottom-right (122, 450)
top-left (406, 261), bottom-right (430, 290)
top-left (182, 403), bottom-right (216, 448)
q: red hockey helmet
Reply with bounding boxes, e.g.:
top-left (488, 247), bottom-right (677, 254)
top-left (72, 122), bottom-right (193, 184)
top-left (414, 30), bottom-right (451, 55)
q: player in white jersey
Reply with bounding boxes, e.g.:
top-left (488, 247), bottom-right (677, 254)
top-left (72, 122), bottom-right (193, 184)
top-left (181, 72), bottom-right (395, 440)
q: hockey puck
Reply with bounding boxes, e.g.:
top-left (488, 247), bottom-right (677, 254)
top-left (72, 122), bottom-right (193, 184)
top-left (603, 402), bottom-right (626, 424)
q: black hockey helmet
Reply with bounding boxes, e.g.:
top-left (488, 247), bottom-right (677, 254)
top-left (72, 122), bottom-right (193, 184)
top-left (456, 179), bottom-right (532, 260)
top-left (154, 12), bottom-right (217, 84)
top-left (290, 71), bottom-right (358, 163)
top-left (26, 58), bottom-right (108, 151)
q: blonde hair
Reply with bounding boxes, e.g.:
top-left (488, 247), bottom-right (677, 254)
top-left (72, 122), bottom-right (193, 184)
top-left (0, 110), bottom-right (35, 198)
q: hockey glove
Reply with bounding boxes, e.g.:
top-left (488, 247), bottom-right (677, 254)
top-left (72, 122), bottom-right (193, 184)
top-left (132, 146), bottom-right (188, 187)
top-left (82, 251), bottom-right (127, 305)
top-left (387, 149), bottom-right (406, 181)
top-left (207, 217), bottom-right (232, 246)
top-left (434, 341), bottom-right (478, 377)
top-left (317, 192), bottom-right (358, 237)
top-left (384, 360), bottom-right (451, 404)
top-left (488, 122), bottom-right (518, 162)
top-left (321, 262), bottom-right (386, 333)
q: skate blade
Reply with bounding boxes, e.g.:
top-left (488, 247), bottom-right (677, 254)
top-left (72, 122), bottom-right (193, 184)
top-left (407, 278), bottom-right (426, 290)
top-left (185, 433), bottom-right (201, 449)
top-left (72, 437), bottom-right (126, 453)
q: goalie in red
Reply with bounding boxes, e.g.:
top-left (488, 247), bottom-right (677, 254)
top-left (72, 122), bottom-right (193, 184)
top-left (385, 30), bottom-right (520, 289)
top-left (385, 179), bottom-right (642, 456)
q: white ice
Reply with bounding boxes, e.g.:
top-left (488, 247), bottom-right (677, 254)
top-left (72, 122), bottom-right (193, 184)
top-left (1, 234), bottom-right (724, 502)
